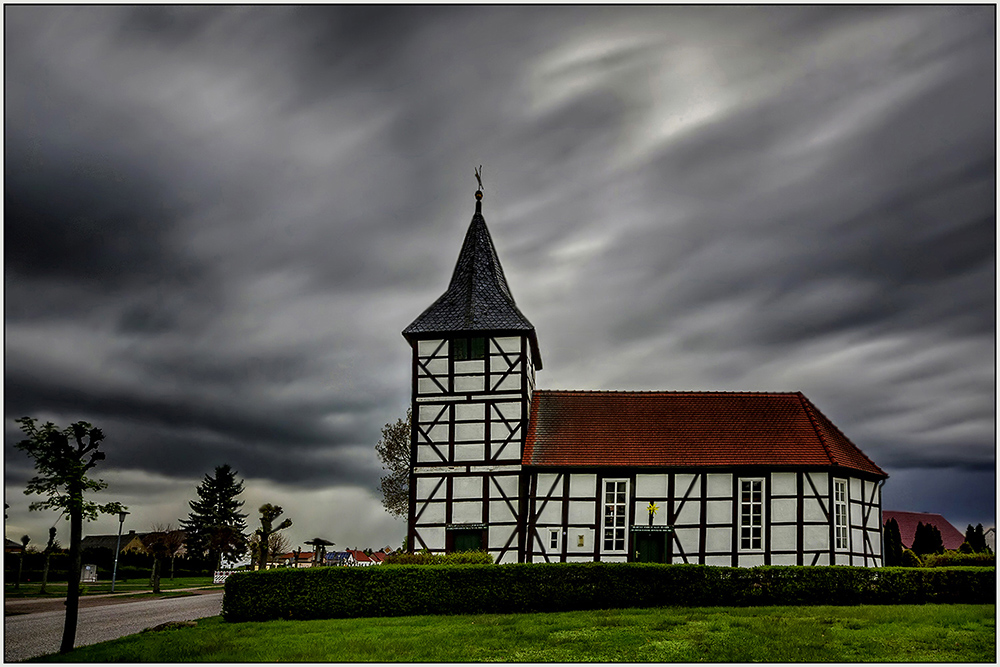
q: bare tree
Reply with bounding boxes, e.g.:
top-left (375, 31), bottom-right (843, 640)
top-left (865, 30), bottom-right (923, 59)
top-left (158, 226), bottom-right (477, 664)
top-left (40, 527), bottom-right (59, 594)
top-left (253, 504), bottom-right (292, 570)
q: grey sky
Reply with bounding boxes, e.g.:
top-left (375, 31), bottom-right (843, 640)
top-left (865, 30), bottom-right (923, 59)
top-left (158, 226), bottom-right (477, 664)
top-left (4, 6), bottom-right (994, 551)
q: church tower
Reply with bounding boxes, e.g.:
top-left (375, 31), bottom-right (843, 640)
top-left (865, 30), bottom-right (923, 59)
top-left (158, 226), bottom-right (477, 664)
top-left (402, 185), bottom-right (541, 563)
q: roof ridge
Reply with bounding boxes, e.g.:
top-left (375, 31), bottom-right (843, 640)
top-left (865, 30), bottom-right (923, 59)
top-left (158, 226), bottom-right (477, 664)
top-left (535, 388), bottom-right (802, 396)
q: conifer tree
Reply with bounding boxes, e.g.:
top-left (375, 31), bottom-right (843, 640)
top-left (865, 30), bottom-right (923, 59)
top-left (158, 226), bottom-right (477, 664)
top-left (883, 518), bottom-right (903, 566)
top-left (180, 464), bottom-right (248, 570)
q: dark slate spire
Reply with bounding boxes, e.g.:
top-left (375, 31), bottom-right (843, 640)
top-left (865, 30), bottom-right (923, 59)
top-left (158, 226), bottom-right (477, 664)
top-left (403, 188), bottom-right (542, 368)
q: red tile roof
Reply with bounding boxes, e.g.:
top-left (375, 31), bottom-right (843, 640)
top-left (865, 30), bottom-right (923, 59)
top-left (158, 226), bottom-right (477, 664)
top-left (883, 511), bottom-right (965, 550)
top-left (523, 390), bottom-right (886, 478)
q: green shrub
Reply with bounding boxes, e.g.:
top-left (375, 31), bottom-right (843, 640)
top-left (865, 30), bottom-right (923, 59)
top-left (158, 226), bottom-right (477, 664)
top-left (222, 563), bottom-right (996, 622)
top-left (382, 550), bottom-right (495, 565)
top-left (901, 549), bottom-right (922, 567)
top-left (922, 551), bottom-right (995, 568)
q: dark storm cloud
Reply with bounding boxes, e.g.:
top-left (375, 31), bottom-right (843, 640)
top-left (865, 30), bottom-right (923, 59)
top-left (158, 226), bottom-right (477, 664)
top-left (4, 6), bottom-right (993, 548)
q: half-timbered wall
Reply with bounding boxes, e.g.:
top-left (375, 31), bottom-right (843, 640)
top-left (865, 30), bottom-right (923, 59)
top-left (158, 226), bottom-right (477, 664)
top-left (525, 468), bottom-right (883, 567)
top-left (409, 334), bottom-right (535, 563)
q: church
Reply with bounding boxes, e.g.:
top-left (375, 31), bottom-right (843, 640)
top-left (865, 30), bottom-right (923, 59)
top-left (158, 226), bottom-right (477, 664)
top-left (402, 185), bottom-right (887, 567)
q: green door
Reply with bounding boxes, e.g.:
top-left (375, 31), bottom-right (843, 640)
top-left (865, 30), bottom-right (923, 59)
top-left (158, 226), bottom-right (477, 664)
top-left (634, 532), bottom-right (666, 563)
top-left (453, 530), bottom-right (483, 552)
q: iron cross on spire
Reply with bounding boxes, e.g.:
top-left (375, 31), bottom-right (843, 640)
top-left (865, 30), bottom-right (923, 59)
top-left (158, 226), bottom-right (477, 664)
top-left (475, 165), bottom-right (484, 193)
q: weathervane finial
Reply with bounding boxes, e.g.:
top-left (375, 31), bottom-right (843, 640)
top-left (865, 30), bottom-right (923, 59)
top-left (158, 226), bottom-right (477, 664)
top-left (474, 165), bottom-right (484, 197)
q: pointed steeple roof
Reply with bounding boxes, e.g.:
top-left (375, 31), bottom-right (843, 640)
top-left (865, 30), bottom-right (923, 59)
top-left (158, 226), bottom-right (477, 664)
top-left (403, 191), bottom-right (541, 368)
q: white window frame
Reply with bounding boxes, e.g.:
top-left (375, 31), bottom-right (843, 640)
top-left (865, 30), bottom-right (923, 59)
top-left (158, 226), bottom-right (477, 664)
top-left (549, 529), bottom-right (559, 551)
top-left (602, 479), bottom-right (629, 552)
top-left (739, 478), bottom-right (765, 552)
top-left (833, 478), bottom-right (849, 550)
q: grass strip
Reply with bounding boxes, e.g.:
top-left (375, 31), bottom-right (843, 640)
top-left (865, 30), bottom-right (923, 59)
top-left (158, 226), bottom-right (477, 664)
top-left (32, 604), bottom-right (995, 663)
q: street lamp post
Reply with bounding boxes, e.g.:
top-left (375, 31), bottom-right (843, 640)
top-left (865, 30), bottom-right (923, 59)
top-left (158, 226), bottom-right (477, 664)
top-left (110, 510), bottom-right (129, 593)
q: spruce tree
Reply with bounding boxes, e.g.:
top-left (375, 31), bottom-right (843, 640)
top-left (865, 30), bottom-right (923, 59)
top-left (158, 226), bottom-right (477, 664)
top-left (884, 518), bottom-right (903, 566)
top-left (180, 464), bottom-right (248, 570)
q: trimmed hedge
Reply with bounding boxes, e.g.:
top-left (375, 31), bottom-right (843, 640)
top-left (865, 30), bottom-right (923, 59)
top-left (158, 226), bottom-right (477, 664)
top-left (222, 564), bottom-right (996, 622)
top-left (382, 551), bottom-right (495, 565)
top-left (922, 551), bottom-right (995, 568)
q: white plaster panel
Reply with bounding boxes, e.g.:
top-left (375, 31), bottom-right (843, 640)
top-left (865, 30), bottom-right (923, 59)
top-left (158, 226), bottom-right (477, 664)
top-left (568, 501), bottom-right (594, 524)
top-left (850, 502), bottom-right (862, 526)
top-left (636, 474), bottom-right (667, 497)
top-left (490, 475), bottom-right (518, 498)
top-left (455, 375), bottom-right (484, 393)
top-left (423, 424), bottom-right (448, 443)
top-left (706, 527), bottom-right (731, 552)
top-left (705, 556), bottom-right (730, 566)
top-left (494, 402), bottom-right (522, 422)
top-left (673, 528), bottom-right (699, 553)
top-left (706, 500), bottom-right (732, 525)
top-left (851, 528), bottom-right (863, 548)
top-left (494, 337), bottom-right (521, 353)
top-left (417, 378), bottom-right (444, 395)
top-left (566, 556), bottom-right (591, 563)
top-left (415, 476), bottom-right (443, 500)
top-left (771, 498), bottom-right (796, 523)
top-left (706, 474), bottom-right (732, 498)
top-left (835, 553), bottom-right (851, 566)
top-left (675, 501), bottom-right (701, 526)
top-left (452, 476), bottom-right (482, 500)
top-left (424, 358), bottom-right (448, 374)
top-left (869, 532), bottom-right (881, 555)
top-left (452, 501), bottom-right (483, 524)
top-left (491, 355), bottom-right (518, 372)
top-left (739, 554), bottom-right (765, 568)
top-left (806, 472), bottom-right (828, 492)
top-left (771, 525), bottom-right (796, 551)
top-left (455, 422), bottom-right (485, 442)
top-left (455, 359), bottom-right (484, 372)
top-left (454, 403), bottom-right (484, 421)
top-left (491, 423), bottom-right (516, 440)
top-left (771, 472), bottom-right (796, 496)
top-left (537, 501), bottom-right (562, 525)
top-left (454, 444), bottom-right (484, 461)
top-left (418, 404), bottom-right (445, 423)
top-left (488, 526), bottom-right (515, 549)
top-left (416, 444), bottom-right (445, 463)
top-left (675, 474), bottom-right (699, 499)
top-left (803, 497), bottom-right (827, 523)
top-left (496, 375), bottom-right (520, 391)
top-left (850, 477), bottom-right (862, 498)
top-left (567, 529), bottom-right (593, 552)
top-left (864, 481), bottom-right (880, 505)
top-left (812, 552), bottom-right (830, 566)
top-left (570, 474), bottom-right (596, 497)
top-left (489, 500), bottom-right (517, 523)
top-left (496, 550), bottom-right (516, 564)
top-left (416, 526), bottom-right (445, 550)
top-left (418, 502), bottom-right (446, 524)
top-left (417, 339), bottom-right (445, 356)
top-left (602, 555), bottom-right (627, 563)
top-left (803, 525), bottom-right (829, 551)
top-left (866, 510), bottom-right (881, 530)
top-left (771, 554), bottom-right (797, 566)
top-left (536, 473), bottom-right (561, 496)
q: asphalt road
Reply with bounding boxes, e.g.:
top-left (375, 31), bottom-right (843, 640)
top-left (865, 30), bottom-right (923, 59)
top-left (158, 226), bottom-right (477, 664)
top-left (4, 592), bottom-right (223, 662)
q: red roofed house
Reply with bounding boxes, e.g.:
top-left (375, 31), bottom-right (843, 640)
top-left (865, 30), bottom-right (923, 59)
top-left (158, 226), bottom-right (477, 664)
top-left (882, 511), bottom-right (965, 551)
top-left (402, 188), bottom-right (888, 567)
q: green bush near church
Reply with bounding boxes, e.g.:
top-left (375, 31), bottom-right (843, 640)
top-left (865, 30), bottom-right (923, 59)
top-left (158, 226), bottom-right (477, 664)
top-left (222, 563), bottom-right (995, 622)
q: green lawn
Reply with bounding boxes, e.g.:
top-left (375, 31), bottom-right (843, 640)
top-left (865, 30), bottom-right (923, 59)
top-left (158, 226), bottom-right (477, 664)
top-left (34, 604), bottom-right (995, 663)
top-left (5, 576), bottom-right (220, 598)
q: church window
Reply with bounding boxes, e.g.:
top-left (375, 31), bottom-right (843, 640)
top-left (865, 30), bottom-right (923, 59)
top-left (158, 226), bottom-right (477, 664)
top-left (739, 478), bottom-right (764, 551)
top-left (834, 479), bottom-right (849, 549)
top-left (452, 336), bottom-right (486, 361)
top-left (602, 479), bottom-right (628, 551)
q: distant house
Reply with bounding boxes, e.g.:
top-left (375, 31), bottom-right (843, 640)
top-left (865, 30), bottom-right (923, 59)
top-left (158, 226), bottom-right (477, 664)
top-left (346, 550), bottom-right (374, 567)
top-left (985, 527), bottom-right (996, 553)
top-left (80, 530), bottom-right (149, 554)
top-left (276, 551), bottom-right (315, 568)
top-left (5, 537), bottom-right (25, 554)
top-left (883, 511), bottom-right (965, 551)
top-left (325, 551), bottom-right (354, 567)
